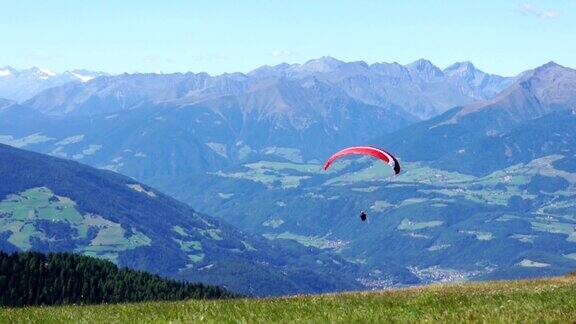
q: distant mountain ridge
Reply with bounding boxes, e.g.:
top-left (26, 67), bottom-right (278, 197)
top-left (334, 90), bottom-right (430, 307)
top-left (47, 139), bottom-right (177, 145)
top-left (443, 61), bottom-right (512, 99)
top-left (0, 98), bottom-right (16, 111)
top-left (0, 57), bottom-right (514, 182)
top-left (3, 57), bottom-right (512, 120)
top-left (247, 57), bottom-right (513, 119)
top-left (0, 66), bottom-right (106, 102)
top-left (379, 61), bottom-right (576, 175)
top-left (449, 61), bottom-right (576, 122)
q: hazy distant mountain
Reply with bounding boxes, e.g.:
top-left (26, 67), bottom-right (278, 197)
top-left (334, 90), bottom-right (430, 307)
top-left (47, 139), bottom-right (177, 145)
top-left (4, 57), bottom-right (513, 182)
top-left (0, 98), bottom-right (16, 111)
top-left (379, 61), bottom-right (576, 175)
top-left (0, 66), bottom-right (106, 102)
top-left (406, 59), bottom-right (445, 82)
top-left (0, 143), bottom-right (370, 296)
top-left (451, 61), bottom-right (576, 123)
top-left (248, 57), bottom-right (513, 119)
top-left (24, 72), bottom-right (244, 116)
top-left (22, 57), bottom-right (512, 120)
top-left (443, 61), bottom-right (513, 99)
top-left (6, 67), bottom-right (415, 182)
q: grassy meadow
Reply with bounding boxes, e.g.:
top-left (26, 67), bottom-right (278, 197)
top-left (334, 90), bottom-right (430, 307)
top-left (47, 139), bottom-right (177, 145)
top-left (2, 274), bottom-right (576, 323)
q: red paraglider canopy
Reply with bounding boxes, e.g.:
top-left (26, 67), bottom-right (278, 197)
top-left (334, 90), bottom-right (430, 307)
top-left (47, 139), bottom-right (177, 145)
top-left (323, 146), bottom-right (401, 175)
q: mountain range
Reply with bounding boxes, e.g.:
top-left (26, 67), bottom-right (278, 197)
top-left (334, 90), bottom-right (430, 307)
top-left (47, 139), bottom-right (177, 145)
top-left (0, 57), bottom-right (575, 294)
top-left (3, 57), bottom-right (511, 119)
top-left (0, 57), bottom-right (512, 180)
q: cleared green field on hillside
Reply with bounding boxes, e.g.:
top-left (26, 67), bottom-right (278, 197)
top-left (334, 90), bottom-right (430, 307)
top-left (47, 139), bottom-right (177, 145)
top-left (2, 275), bottom-right (576, 323)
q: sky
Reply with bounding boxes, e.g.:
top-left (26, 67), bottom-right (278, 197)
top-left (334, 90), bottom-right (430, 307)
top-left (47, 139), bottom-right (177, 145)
top-left (0, 0), bottom-right (574, 76)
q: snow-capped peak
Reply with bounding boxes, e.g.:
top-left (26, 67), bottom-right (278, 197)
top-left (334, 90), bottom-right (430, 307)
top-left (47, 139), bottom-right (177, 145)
top-left (27, 67), bottom-right (57, 80)
top-left (37, 67), bottom-right (56, 77)
top-left (0, 69), bottom-right (12, 77)
top-left (71, 72), bottom-right (94, 83)
top-left (297, 56), bottom-right (345, 73)
top-left (444, 61), bottom-right (477, 75)
top-left (406, 59), bottom-right (444, 80)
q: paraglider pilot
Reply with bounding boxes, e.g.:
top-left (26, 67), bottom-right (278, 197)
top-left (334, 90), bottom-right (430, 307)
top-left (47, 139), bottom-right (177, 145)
top-left (322, 146), bottom-right (401, 225)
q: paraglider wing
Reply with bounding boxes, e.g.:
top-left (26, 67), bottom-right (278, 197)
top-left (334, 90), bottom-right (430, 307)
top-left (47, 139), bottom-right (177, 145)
top-left (323, 146), bottom-right (400, 174)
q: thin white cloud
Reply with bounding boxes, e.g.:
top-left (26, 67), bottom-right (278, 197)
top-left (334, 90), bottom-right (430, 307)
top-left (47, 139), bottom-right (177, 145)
top-left (519, 3), bottom-right (561, 19)
top-left (271, 49), bottom-right (292, 57)
top-left (541, 9), bottom-right (560, 18)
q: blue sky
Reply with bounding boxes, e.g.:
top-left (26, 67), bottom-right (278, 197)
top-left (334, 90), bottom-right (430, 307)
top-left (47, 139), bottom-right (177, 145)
top-left (0, 0), bottom-right (574, 76)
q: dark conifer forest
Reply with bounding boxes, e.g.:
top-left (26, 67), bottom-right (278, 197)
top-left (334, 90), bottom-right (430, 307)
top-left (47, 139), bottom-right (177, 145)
top-left (0, 251), bottom-right (236, 307)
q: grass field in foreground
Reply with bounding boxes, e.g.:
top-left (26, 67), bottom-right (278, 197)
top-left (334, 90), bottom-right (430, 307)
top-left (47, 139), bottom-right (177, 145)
top-left (2, 275), bottom-right (576, 323)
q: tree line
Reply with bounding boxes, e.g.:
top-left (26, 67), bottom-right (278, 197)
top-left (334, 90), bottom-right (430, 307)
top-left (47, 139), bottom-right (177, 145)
top-left (0, 251), bottom-right (237, 307)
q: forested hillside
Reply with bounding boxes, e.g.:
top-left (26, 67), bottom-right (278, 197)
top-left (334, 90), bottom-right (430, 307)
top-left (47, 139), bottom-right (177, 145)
top-left (0, 251), bottom-right (234, 307)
